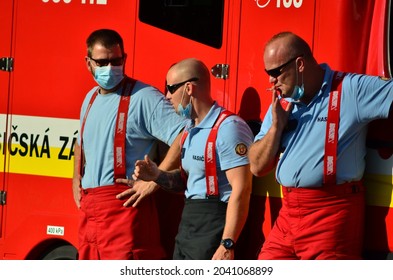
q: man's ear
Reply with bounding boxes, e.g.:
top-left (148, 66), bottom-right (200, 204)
top-left (122, 53), bottom-right (127, 71)
top-left (185, 82), bottom-right (194, 96)
top-left (85, 56), bottom-right (92, 70)
top-left (297, 57), bottom-right (305, 72)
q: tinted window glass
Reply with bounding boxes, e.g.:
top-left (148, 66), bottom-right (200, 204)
top-left (389, 3), bottom-right (392, 77)
top-left (139, 0), bottom-right (224, 49)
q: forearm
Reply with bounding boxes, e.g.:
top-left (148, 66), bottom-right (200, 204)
top-left (155, 169), bottom-right (186, 193)
top-left (72, 142), bottom-right (82, 207)
top-left (222, 166), bottom-right (252, 242)
top-left (249, 126), bottom-right (282, 176)
top-left (147, 133), bottom-right (183, 191)
top-left (73, 142), bottom-right (82, 184)
top-left (221, 188), bottom-right (251, 243)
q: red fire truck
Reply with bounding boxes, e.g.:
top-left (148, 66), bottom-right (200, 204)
top-left (0, 0), bottom-right (392, 259)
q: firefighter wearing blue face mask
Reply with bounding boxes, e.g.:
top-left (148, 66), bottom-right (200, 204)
top-left (74, 29), bottom-right (187, 260)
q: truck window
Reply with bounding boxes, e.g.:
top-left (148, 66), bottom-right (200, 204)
top-left (389, 2), bottom-right (393, 77)
top-left (139, 0), bottom-right (224, 49)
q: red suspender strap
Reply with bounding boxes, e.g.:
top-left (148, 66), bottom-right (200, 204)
top-left (79, 77), bottom-right (136, 180)
top-left (179, 130), bottom-right (189, 184)
top-left (205, 110), bottom-right (233, 197)
top-left (279, 98), bottom-right (289, 109)
top-left (179, 109), bottom-right (234, 197)
top-left (113, 77), bottom-right (136, 179)
top-left (323, 71), bottom-right (346, 185)
top-left (79, 89), bottom-right (99, 177)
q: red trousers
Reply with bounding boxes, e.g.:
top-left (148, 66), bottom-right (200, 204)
top-left (78, 185), bottom-right (166, 260)
top-left (258, 182), bottom-right (365, 260)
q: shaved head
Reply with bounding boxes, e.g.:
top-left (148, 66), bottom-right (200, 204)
top-left (170, 58), bottom-right (210, 90)
top-left (265, 31), bottom-right (312, 62)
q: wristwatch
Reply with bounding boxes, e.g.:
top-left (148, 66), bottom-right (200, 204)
top-left (220, 238), bottom-right (235, 250)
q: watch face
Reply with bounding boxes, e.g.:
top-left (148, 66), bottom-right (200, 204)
top-left (222, 239), bottom-right (234, 249)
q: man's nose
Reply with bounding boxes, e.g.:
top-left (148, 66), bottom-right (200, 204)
top-left (269, 76), bottom-right (277, 83)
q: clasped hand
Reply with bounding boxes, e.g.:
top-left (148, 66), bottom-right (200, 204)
top-left (115, 155), bottom-right (160, 207)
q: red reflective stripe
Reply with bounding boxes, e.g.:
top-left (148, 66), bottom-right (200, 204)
top-left (205, 110), bottom-right (233, 196)
top-left (179, 109), bottom-right (234, 197)
top-left (279, 98), bottom-right (289, 109)
top-left (179, 130), bottom-right (188, 183)
top-left (323, 72), bottom-right (345, 185)
top-left (113, 95), bottom-right (131, 179)
top-left (113, 78), bottom-right (135, 179)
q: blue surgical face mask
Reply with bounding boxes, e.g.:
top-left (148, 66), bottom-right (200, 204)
top-left (177, 88), bottom-right (192, 118)
top-left (291, 84), bottom-right (304, 100)
top-left (94, 65), bottom-right (124, 90)
top-left (291, 64), bottom-right (304, 100)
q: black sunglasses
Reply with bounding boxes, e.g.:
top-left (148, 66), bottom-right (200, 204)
top-left (89, 57), bottom-right (124, 67)
top-left (166, 77), bottom-right (199, 94)
top-left (265, 55), bottom-right (303, 78)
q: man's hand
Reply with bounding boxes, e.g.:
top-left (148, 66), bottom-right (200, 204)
top-left (72, 142), bottom-right (82, 208)
top-left (212, 246), bottom-right (234, 260)
top-left (133, 155), bottom-right (161, 182)
top-left (72, 176), bottom-right (81, 208)
top-left (271, 88), bottom-right (293, 132)
top-left (115, 178), bottom-right (159, 207)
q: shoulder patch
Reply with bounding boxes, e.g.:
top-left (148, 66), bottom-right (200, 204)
top-left (235, 143), bottom-right (248, 156)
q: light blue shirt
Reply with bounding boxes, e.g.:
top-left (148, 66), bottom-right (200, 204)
top-left (182, 102), bottom-right (254, 202)
top-left (79, 80), bottom-right (187, 188)
top-left (255, 64), bottom-right (393, 187)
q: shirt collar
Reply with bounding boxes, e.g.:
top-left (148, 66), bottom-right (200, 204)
top-left (320, 63), bottom-right (333, 93)
top-left (192, 101), bottom-right (221, 129)
top-left (291, 63), bottom-right (332, 107)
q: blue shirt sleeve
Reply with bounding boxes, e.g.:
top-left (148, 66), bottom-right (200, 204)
top-left (344, 73), bottom-right (393, 122)
top-left (217, 116), bottom-right (254, 171)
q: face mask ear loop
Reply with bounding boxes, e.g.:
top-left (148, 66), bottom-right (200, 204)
top-left (183, 84), bottom-right (193, 107)
top-left (300, 72), bottom-right (304, 94)
top-left (295, 59), bottom-right (300, 86)
top-left (179, 86), bottom-right (186, 105)
top-left (189, 96), bottom-right (193, 118)
top-left (184, 84), bottom-right (193, 118)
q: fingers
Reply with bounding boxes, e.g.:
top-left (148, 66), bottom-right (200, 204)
top-left (271, 87), bottom-right (278, 103)
top-left (133, 154), bottom-right (159, 182)
top-left (144, 154), bottom-right (155, 167)
top-left (120, 187), bottom-right (143, 207)
top-left (116, 180), bottom-right (144, 206)
top-left (74, 196), bottom-right (81, 209)
top-left (115, 178), bottom-right (134, 187)
top-left (115, 178), bottom-right (126, 184)
top-left (285, 101), bottom-right (293, 112)
top-left (115, 186), bottom-right (135, 199)
top-left (130, 195), bottom-right (142, 208)
top-left (135, 155), bottom-right (152, 168)
top-left (135, 155), bottom-right (151, 167)
top-left (122, 195), bottom-right (139, 207)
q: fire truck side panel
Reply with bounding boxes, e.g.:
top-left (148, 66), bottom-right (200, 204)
top-left (0, 0), bottom-right (14, 243)
top-left (0, 0), bottom-right (140, 259)
top-left (313, 0), bottom-right (375, 74)
top-left (2, 174), bottom-right (77, 259)
top-left (133, 0), bottom-right (229, 106)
